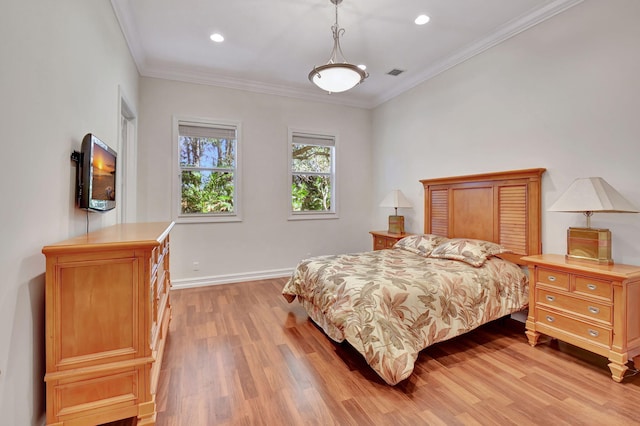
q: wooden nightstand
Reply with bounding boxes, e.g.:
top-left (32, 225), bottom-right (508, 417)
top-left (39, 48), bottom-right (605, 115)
top-left (522, 254), bottom-right (640, 382)
top-left (370, 230), bottom-right (411, 251)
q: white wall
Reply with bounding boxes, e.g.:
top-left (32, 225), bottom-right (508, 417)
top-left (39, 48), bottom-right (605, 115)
top-left (137, 78), bottom-right (373, 284)
top-left (0, 1), bottom-right (139, 424)
top-left (372, 0), bottom-right (640, 265)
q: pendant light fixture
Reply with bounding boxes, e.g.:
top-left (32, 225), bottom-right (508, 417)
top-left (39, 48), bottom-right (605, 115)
top-left (309, 0), bottom-right (368, 93)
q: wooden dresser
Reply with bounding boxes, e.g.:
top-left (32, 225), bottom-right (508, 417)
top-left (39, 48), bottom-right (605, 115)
top-left (42, 222), bottom-right (174, 425)
top-left (370, 230), bottom-right (412, 250)
top-left (522, 254), bottom-right (640, 382)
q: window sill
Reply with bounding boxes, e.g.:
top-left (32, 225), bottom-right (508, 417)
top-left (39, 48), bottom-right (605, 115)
top-left (175, 214), bottom-right (243, 224)
top-left (288, 212), bottom-right (338, 221)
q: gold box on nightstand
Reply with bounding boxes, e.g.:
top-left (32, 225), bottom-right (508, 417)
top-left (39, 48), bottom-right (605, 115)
top-left (566, 227), bottom-right (613, 264)
top-left (388, 215), bottom-right (405, 234)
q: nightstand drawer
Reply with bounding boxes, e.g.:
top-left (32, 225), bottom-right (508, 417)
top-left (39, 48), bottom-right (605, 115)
top-left (574, 276), bottom-right (612, 301)
top-left (537, 268), bottom-right (570, 290)
top-left (523, 254), bottom-right (640, 383)
top-left (374, 237), bottom-right (387, 250)
top-left (370, 231), bottom-right (411, 251)
top-left (536, 307), bottom-right (611, 347)
top-left (373, 236), bottom-right (397, 250)
top-left (536, 289), bottom-right (611, 323)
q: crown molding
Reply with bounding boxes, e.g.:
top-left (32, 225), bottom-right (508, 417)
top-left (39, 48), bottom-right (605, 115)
top-left (112, 0), bottom-right (584, 110)
top-left (372, 0), bottom-right (584, 107)
top-left (110, 0), bottom-right (146, 75)
top-left (141, 65), bottom-right (375, 109)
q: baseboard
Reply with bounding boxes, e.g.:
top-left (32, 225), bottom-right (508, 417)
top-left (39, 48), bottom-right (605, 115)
top-left (171, 268), bottom-right (294, 289)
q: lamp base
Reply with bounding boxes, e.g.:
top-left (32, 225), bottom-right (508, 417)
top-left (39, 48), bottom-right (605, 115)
top-left (566, 227), bottom-right (613, 265)
top-left (388, 215), bottom-right (405, 234)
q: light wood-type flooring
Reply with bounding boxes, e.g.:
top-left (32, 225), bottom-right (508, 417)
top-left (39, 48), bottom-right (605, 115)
top-left (111, 277), bottom-right (640, 425)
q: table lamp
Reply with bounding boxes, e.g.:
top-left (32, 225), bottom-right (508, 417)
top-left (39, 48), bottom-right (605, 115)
top-left (380, 190), bottom-right (412, 234)
top-left (548, 177), bottom-right (638, 264)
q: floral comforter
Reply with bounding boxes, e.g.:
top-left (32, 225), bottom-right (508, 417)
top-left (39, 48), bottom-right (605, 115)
top-left (282, 248), bottom-right (528, 385)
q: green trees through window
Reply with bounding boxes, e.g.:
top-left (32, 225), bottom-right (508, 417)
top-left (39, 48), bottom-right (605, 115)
top-left (175, 122), bottom-right (335, 220)
top-left (178, 123), bottom-right (237, 215)
top-left (290, 132), bottom-right (335, 214)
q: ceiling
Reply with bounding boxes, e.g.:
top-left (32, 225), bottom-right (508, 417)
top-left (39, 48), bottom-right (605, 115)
top-left (111, 0), bottom-right (582, 109)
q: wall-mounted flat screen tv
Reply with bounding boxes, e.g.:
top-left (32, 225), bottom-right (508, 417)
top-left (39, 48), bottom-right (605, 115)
top-left (79, 133), bottom-right (117, 212)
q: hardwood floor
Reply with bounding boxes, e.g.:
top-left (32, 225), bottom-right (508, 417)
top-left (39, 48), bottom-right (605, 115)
top-left (150, 277), bottom-right (640, 425)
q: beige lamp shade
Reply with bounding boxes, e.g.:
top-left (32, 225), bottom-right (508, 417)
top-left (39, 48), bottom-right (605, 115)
top-left (379, 190), bottom-right (412, 213)
top-left (548, 177), bottom-right (638, 264)
top-left (549, 177), bottom-right (638, 214)
top-left (549, 177), bottom-right (638, 227)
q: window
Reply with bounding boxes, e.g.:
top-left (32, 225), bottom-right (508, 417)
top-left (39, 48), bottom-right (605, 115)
top-left (173, 117), bottom-right (241, 223)
top-left (289, 129), bottom-right (336, 219)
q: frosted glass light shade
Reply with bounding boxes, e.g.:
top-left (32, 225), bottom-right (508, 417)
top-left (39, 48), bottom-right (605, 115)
top-left (309, 63), bottom-right (367, 93)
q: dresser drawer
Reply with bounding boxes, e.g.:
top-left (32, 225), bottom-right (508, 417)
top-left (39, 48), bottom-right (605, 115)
top-left (54, 368), bottom-right (139, 421)
top-left (536, 307), bottom-right (611, 347)
top-left (536, 288), bottom-right (611, 323)
top-left (574, 276), bottom-right (612, 301)
top-left (537, 268), bottom-right (570, 290)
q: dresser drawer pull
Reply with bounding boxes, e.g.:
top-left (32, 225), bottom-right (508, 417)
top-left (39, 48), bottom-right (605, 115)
top-left (588, 306), bottom-right (600, 314)
top-left (545, 295), bottom-right (555, 302)
top-left (587, 283), bottom-right (597, 291)
top-left (588, 329), bottom-right (599, 337)
top-left (545, 315), bottom-right (555, 323)
top-left (548, 275), bottom-right (557, 282)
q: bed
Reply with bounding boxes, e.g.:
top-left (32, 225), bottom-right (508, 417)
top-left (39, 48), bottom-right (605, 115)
top-left (282, 168), bottom-right (545, 385)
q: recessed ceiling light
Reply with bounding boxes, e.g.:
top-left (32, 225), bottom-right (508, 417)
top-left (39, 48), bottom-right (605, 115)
top-left (415, 14), bottom-right (430, 25)
top-left (210, 33), bottom-right (224, 43)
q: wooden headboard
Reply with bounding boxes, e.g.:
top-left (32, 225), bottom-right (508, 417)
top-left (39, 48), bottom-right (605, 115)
top-left (420, 168), bottom-right (546, 263)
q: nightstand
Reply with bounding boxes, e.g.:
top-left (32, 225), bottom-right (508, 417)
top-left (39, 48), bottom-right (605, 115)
top-left (522, 254), bottom-right (640, 382)
top-left (370, 230), bottom-right (411, 251)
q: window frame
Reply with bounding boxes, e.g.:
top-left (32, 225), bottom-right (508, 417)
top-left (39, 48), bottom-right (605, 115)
top-left (172, 116), bottom-right (242, 223)
top-left (288, 127), bottom-right (338, 221)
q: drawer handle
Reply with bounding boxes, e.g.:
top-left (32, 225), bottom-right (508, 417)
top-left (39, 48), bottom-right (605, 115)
top-left (548, 275), bottom-right (557, 282)
top-left (588, 329), bottom-right (599, 337)
top-left (545, 315), bottom-right (555, 323)
top-left (587, 283), bottom-right (597, 291)
top-left (545, 295), bottom-right (556, 302)
top-left (588, 306), bottom-right (600, 314)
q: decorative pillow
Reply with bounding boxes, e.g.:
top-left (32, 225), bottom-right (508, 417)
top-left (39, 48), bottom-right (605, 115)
top-left (394, 234), bottom-right (448, 257)
top-left (429, 238), bottom-right (512, 267)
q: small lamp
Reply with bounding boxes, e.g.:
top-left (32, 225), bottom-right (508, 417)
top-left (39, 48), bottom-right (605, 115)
top-left (549, 177), bottom-right (638, 264)
top-left (380, 190), bottom-right (412, 234)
